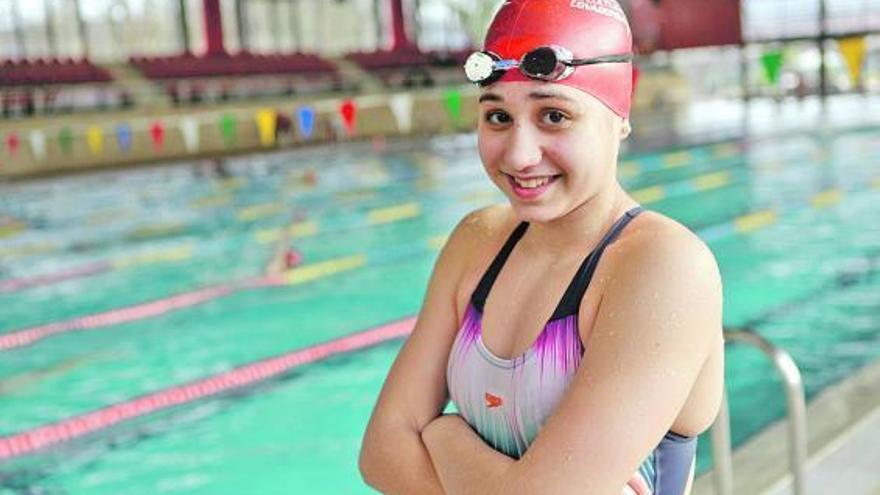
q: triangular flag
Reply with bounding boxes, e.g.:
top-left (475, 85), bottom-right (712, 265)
top-left (5, 133), bottom-right (20, 157)
top-left (838, 36), bottom-right (866, 86)
top-left (339, 99), bottom-right (357, 136)
top-left (150, 121), bottom-right (165, 151)
top-left (29, 130), bottom-right (46, 161)
top-left (86, 126), bottom-right (103, 155)
top-left (255, 108), bottom-right (277, 146)
top-left (389, 93), bottom-right (414, 133)
top-left (296, 106), bottom-right (315, 139)
top-left (444, 89), bottom-right (463, 126)
top-left (59, 127), bottom-right (74, 154)
top-left (115, 123), bottom-right (132, 152)
top-left (760, 50), bottom-right (783, 85)
top-left (220, 114), bottom-right (236, 147)
top-left (180, 117), bottom-right (200, 152)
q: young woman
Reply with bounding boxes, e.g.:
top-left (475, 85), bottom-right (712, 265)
top-left (360, 1), bottom-right (724, 494)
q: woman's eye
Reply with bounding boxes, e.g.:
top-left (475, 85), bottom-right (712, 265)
top-left (485, 110), bottom-right (511, 125)
top-left (542, 110), bottom-right (569, 125)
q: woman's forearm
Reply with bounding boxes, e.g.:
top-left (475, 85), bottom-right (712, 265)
top-left (360, 425), bottom-right (446, 495)
top-left (421, 415), bottom-right (515, 495)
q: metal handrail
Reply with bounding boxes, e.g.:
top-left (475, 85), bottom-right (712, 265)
top-left (710, 328), bottom-right (808, 495)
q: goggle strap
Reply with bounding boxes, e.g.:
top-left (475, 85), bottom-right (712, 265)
top-left (568, 54), bottom-right (633, 66)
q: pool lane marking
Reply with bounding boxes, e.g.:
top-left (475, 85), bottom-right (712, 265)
top-left (0, 221), bottom-right (26, 239)
top-left (0, 283), bottom-right (241, 351)
top-left (662, 151), bottom-right (693, 169)
top-left (282, 255), bottom-right (367, 285)
top-left (0, 245), bottom-right (197, 295)
top-left (0, 315), bottom-right (416, 460)
top-left (236, 203), bottom-right (286, 222)
top-left (0, 262), bottom-right (112, 295)
top-left (0, 243), bottom-right (56, 258)
top-left (733, 209), bottom-right (778, 234)
top-left (367, 202), bottom-right (421, 225)
top-left (192, 193), bottom-right (233, 209)
top-left (128, 223), bottom-right (187, 240)
top-left (811, 188), bottom-right (843, 209)
top-left (111, 245), bottom-right (195, 270)
top-left (254, 221), bottom-right (320, 244)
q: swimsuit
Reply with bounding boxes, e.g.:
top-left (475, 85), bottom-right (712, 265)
top-left (446, 206), bottom-right (697, 495)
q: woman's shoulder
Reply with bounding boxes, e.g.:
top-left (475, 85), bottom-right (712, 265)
top-left (446, 204), bottom-right (520, 255)
top-left (610, 209), bottom-right (718, 269)
top-left (597, 208), bottom-right (722, 309)
top-left (436, 204), bottom-right (520, 295)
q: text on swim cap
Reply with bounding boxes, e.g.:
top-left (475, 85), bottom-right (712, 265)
top-left (568, 0), bottom-right (628, 25)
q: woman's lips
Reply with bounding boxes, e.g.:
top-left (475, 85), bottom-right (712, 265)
top-left (506, 174), bottom-right (561, 200)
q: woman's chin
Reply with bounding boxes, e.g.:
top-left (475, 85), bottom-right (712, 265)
top-left (506, 200), bottom-right (561, 224)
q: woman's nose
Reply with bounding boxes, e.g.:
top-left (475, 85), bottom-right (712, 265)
top-left (504, 124), bottom-right (542, 172)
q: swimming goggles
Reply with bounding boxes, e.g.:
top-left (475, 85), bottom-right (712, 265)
top-left (463, 45), bottom-right (632, 86)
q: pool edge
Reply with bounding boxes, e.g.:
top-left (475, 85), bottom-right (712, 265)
top-left (692, 358), bottom-right (880, 495)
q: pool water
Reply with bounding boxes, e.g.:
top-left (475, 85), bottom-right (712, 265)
top-left (1, 128), bottom-right (879, 494)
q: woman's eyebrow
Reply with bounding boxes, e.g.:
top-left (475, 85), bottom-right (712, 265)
top-left (528, 91), bottom-right (576, 102)
top-left (478, 93), bottom-right (503, 103)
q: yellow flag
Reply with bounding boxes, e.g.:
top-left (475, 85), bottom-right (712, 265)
top-left (256, 109), bottom-right (277, 146)
top-left (86, 126), bottom-right (103, 155)
top-left (838, 36), bottom-right (866, 85)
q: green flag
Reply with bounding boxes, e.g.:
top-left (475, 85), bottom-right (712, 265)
top-left (444, 89), bottom-right (463, 126)
top-left (220, 114), bottom-right (237, 147)
top-left (59, 127), bottom-right (74, 154)
top-left (760, 50), bottom-right (784, 85)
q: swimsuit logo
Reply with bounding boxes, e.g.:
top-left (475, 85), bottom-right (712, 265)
top-left (568, 0), bottom-right (628, 24)
top-left (484, 392), bottom-right (503, 408)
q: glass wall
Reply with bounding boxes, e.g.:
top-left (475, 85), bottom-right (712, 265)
top-left (0, 0), bottom-right (877, 61)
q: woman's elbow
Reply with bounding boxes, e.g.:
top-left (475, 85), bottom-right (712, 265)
top-left (358, 437), bottom-right (383, 489)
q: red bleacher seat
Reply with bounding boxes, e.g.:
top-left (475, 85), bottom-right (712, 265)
top-left (0, 58), bottom-right (112, 87)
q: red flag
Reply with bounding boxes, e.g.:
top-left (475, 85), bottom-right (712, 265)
top-left (150, 122), bottom-right (165, 151)
top-left (5, 133), bottom-right (20, 157)
top-left (339, 99), bottom-right (357, 136)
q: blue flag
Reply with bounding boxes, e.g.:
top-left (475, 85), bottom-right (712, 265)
top-left (297, 106), bottom-right (315, 139)
top-left (116, 123), bottom-right (133, 152)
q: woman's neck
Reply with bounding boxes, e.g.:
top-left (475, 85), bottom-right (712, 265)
top-left (520, 182), bottom-right (636, 259)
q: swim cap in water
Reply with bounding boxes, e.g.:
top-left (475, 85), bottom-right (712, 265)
top-left (482, 0), bottom-right (634, 118)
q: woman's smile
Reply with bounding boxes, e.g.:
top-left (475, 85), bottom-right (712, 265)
top-left (504, 173), bottom-right (562, 200)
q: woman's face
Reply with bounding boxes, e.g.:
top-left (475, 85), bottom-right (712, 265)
top-left (477, 81), bottom-right (628, 224)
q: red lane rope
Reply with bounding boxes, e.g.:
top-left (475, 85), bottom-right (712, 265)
top-left (0, 316), bottom-right (416, 460)
top-left (0, 282), bottom-right (247, 351)
top-left (0, 261), bottom-right (111, 294)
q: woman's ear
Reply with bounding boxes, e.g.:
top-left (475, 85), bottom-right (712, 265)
top-left (620, 119), bottom-right (632, 140)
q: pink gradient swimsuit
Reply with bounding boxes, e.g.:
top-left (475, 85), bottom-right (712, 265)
top-left (446, 206), bottom-right (698, 495)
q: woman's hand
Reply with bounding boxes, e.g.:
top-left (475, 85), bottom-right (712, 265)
top-left (421, 413), bottom-right (515, 495)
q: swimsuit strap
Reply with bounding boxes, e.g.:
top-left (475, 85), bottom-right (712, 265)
top-left (550, 205), bottom-right (644, 319)
top-left (470, 206), bottom-right (644, 315)
top-left (471, 220), bottom-right (530, 312)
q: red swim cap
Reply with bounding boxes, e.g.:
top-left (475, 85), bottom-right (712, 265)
top-left (483, 0), bottom-right (634, 118)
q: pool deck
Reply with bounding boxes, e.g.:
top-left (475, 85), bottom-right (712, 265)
top-left (766, 404), bottom-right (880, 495)
top-left (693, 359), bottom-right (880, 495)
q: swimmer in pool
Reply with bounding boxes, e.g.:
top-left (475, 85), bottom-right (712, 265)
top-left (359, 1), bottom-right (724, 494)
top-left (264, 212), bottom-right (304, 276)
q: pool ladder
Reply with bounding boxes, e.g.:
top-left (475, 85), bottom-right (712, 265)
top-left (709, 328), bottom-right (808, 495)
